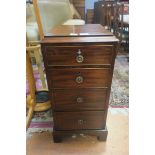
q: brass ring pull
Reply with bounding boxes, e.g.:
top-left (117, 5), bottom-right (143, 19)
top-left (75, 76), bottom-right (83, 84)
top-left (76, 55), bottom-right (84, 63)
top-left (76, 97), bottom-right (83, 103)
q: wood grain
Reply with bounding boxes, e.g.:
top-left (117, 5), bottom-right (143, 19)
top-left (44, 45), bottom-right (114, 66)
top-left (47, 68), bottom-right (111, 88)
top-left (41, 36), bottom-right (118, 44)
top-left (51, 88), bottom-right (108, 111)
top-left (41, 24), bottom-right (118, 142)
top-left (47, 24), bottom-right (113, 37)
top-left (53, 111), bottom-right (106, 130)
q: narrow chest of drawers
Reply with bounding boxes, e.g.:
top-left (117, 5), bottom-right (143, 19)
top-left (41, 25), bottom-right (118, 143)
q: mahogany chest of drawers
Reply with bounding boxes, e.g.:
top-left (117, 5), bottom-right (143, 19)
top-left (41, 24), bottom-right (118, 142)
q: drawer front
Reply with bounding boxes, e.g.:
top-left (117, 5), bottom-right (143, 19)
top-left (52, 89), bottom-right (108, 111)
top-left (47, 68), bottom-right (111, 88)
top-left (44, 45), bottom-right (114, 66)
top-left (54, 111), bottom-right (106, 130)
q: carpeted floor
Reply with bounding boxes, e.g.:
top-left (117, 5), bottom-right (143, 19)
top-left (110, 54), bottom-right (129, 108)
top-left (27, 111), bottom-right (128, 155)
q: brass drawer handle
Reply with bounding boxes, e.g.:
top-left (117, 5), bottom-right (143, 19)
top-left (78, 119), bottom-right (86, 125)
top-left (76, 97), bottom-right (83, 103)
top-left (76, 49), bottom-right (84, 63)
top-left (76, 55), bottom-right (84, 63)
top-left (75, 76), bottom-right (83, 84)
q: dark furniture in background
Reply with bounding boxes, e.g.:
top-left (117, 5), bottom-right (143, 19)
top-left (94, 0), bottom-right (104, 24)
top-left (41, 24), bottom-right (118, 142)
top-left (94, 0), bottom-right (117, 26)
top-left (86, 9), bottom-right (94, 24)
top-left (94, 0), bottom-right (129, 52)
top-left (113, 2), bottom-right (129, 51)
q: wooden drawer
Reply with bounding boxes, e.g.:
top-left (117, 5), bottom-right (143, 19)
top-left (44, 45), bottom-right (114, 66)
top-left (52, 88), bottom-right (108, 111)
top-left (47, 68), bottom-right (111, 88)
top-left (53, 111), bottom-right (106, 130)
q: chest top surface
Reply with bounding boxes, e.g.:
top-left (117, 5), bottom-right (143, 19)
top-left (41, 24), bottom-right (118, 44)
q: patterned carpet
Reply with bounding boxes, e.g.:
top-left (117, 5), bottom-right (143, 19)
top-left (26, 54), bottom-right (129, 133)
top-left (110, 54), bottom-right (129, 108)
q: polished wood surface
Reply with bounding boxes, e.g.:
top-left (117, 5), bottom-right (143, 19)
top-left (47, 68), bottom-right (111, 88)
top-left (53, 111), bottom-right (106, 130)
top-left (51, 88), bottom-right (108, 111)
top-left (47, 24), bottom-right (113, 37)
top-left (44, 45), bottom-right (114, 66)
top-left (41, 36), bottom-right (118, 44)
top-left (41, 24), bottom-right (118, 142)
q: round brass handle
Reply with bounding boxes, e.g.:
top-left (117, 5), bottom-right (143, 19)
top-left (76, 97), bottom-right (83, 103)
top-left (76, 55), bottom-right (84, 63)
top-left (75, 76), bottom-right (83, 84)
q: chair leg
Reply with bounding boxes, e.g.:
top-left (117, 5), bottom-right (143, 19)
top-left (26, 106), bottom-right (34, 130)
